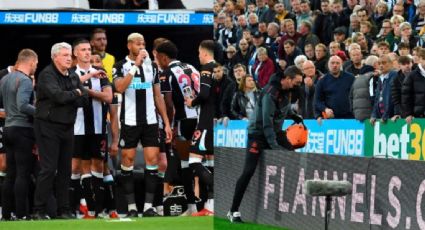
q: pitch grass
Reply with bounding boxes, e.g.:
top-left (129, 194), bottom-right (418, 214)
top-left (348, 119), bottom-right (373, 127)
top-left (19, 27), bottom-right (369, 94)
top-left (0, 216), bottom-right (292, 230)
top-left (0, 216), bottom-right (212, 230)
top-left (214, 217), bottom-right (291, 230)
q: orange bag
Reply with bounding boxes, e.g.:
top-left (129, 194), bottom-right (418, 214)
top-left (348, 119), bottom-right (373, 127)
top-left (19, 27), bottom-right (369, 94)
top-left (286, 123), bottom-right (308, 149)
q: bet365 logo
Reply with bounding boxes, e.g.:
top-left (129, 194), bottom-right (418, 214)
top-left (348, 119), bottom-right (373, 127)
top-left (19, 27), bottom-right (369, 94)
top-left (368, 120), bottom-right (425, 160)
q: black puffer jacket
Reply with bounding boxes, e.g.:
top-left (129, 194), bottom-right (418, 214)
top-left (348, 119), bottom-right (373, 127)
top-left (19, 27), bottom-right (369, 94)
top-left (391, 70), bottom-right (408, 116)
top-left (401, 67), bottom-right (425, 118)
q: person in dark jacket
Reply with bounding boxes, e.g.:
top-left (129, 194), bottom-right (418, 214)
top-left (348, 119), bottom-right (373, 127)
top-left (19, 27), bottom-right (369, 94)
top-left (391, 55), bottom-right (413, 119)
top-left (214, 64), bottom-right (234, 120)
top-left (402, 48), bottom-right (425, 123)
top-left (221, 64), bottom-right (247, 121)
top-left (33, 42), bottom-right (88, 220)
top-left (371, 54), bottom-right (398, 124)
top-left (314, 55), bottom-right (355, 122)
top-left (227, 66), bottom-right (303, 223)
top-left (299, 60), bottom-right (322, 118)
top-left (0, 49), bottom-right (38, 220)
top-left (314, 43), bottom-right (329, 74)
top-left (313, 0), bottom-right (337, 45)
top-left (349, 56), bottom-right (379, 122)
top-left (231, 74), bottom-right (260, 120)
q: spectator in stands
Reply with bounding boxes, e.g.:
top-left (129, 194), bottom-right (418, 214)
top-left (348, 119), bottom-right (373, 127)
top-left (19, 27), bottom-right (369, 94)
top-left (372, 1), bottom-right (388, 30)
top-left (390, 3), bottom-right (406, 19)
top-left (215, 12), bottom-right (226, 40)
top-left (298, 0), bottom-right (312, 28)
top-left (265, 22), bottom-right (280, 54)
top-left (330, 0), bottom-right (345, 29)
top-left (412, 46), bottom-right (422, 65)
top-left (225, 45), bottom-right (237, 71)
top-left (343, 43), bottom-right (360, 69)
top-left (214, 64), bottom-right (234, 120)
top-left (304, 43), bottom-right (315, 60)
top-left (314, 55), bottom-right (355, 123)
top-left (258, 22), bottom-right (268, 38)
top-left (360, 21), bottom-right (373, 41)
top-left (388, 52), bottom-right (400, 71)
top-left (314, 43), bottom-right (329, 74)
top-left (313, 0), bottom-right (337, 45)
top-left (376, 19), bottom-right (393, 44)
top-left (402, 48), bottom-right (425, 123)
top-left (370, 54), bottom-right (397, 125)
top-left (279, 19), bottom-right (302, 48)
top-left (348, 12), bottom-right (360, 35)
top-left (388, 15), bottom-right (405, 50)
top-left (356, 7), bottom-right (378, 38)
top-left (218, 15), bottom-right (238, 50)
top-left (231, 74), bottom-right (260, 120)
top-left (236, 15), bottom-right (249, 42)
top-left (333, 27), bottom-right (347, 51)
top-left (350, 55), bottom-right (379, 121)
top-left (252, 47), bottom-right (275, 88)
top-left (412, 0), bottom-right (425, 35)
top-left (395, 22), bottom-right (417, 50)
top-left (297, 21), bottom-right (320, 52)
top-left (352, 32), bottom-right (371, 56)
top-left (245, 2), bottom-right (257, 19)
top-left (342, 0), bottom-right (358, 24)
top-left (397, 42), bottom-right (411, 56)
top-left (247, 13), bottom-right (260, 33)
top-left (234, 38), bottom-right (251, 68)
top-left (247, 31), bottom-right (276, 75)
top-left (300, 60), bottom-right (322, 118)
top-left (329, 41), bottom-right (341, 56)
top-left (255, 0), bottom-right (268, 22)
top-left (221, 64), bottom-right (248, 121)
top-left (392, 55), bottom-right (413, 119)
top-left (377, 41), bottom-right (391, 56)
top-left (273, 2), bottom-right (296, 25)
top-left (224, 0), bottom-right (236, 16)
top-left (279, 39), bottom-right (303, 70)
top-left (294, 55), bottom-right (308, 71)
top-left (260, 0), bottom-right (277, 23)
top-left (345, 48), bottom-right (364, 76)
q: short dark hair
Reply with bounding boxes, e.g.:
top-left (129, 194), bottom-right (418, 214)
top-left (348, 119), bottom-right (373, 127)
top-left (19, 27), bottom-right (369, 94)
top-left (377, 41), bottom-right (390, 48)
top-left (398, 55), bottom-right (412, 64)
top-left (199, 40), bottom-right (215, 56)
top-left (233, 63), bottom-right (246, 71)
top-left (398, 42), bottom-right (410, 50)
top-left (73, 38), bottom-right (90, 50)
top-left (284, 65), bottom-right (302, 79)
top-left (284, 39), bottom-right (295, 46)
top-left (156, 41), bottom-right (178, 59)
top-left (153, 37), bottom-right (170, 51)
top-left (90, 28), bottom-right (106, 40)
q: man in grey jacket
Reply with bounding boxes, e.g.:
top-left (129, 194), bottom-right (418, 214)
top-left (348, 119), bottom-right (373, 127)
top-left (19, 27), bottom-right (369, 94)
top-left (0, 49), bottom-right (37, 220)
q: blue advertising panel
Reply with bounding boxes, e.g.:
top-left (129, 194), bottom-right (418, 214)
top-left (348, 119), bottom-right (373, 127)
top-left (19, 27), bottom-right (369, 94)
top-left (282, 119), bottom-right (365, 156)
top-left (214, 120), bottom-right (248, 148)
top-left (0, 11), bottom-right (213, 25)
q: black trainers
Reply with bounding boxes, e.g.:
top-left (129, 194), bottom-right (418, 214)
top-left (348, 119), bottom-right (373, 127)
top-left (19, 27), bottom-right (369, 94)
top-left (125, 209), bottom-right (138, 218)
top-left (142, 208), bottom-right (159, 217)
top-left (227, 211), bottom-right (243, 223)
top-left (31, 211), bottom-right (50, 220)
top-left (56, 211), bottom-right (76, 220)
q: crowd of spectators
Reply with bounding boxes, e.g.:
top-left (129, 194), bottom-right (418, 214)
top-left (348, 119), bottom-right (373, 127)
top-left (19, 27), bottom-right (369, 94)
top-left (214, 0), bottom-right (425, 124)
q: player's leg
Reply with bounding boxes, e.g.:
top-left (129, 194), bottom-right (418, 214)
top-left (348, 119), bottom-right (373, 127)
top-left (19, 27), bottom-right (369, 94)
top-left (70, 136), bottom-right (84, 216)
top-left (90, 135), bottom-right (107, 217)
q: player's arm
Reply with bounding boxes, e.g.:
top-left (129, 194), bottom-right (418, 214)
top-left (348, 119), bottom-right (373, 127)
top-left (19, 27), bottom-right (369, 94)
top-left (154, 84), bottom-right (172, 142)
top-left (88, 79), bottom-right (113, 104)
top-left (190, 70), bottom-right (212, 106)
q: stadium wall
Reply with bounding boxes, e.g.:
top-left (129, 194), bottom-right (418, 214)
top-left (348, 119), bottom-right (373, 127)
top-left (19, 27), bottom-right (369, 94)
top-left (215, 147), bottom-right (425, 230)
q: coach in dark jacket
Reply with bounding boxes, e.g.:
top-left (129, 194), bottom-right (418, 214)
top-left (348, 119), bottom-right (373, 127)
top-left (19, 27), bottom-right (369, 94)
top-left (33, 42), bottom-right (87, 220)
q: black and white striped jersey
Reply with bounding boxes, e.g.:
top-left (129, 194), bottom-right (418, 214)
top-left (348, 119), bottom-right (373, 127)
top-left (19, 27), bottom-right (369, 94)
top-left (160, 60), bottom-right (200, 121)
top-left (71, 65), bottom-right (111, 135)
top-left (113, 56), bottom-right (159, 126)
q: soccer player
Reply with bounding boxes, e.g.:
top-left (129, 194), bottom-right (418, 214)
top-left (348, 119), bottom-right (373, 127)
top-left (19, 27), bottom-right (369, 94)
top-left (113, 33), bottom-right (172, 217)
top-left (184, 40), bottom-right (217, 216)
top-left (155, 40), bottom-right (201, 215)
top-left (69, 39), bottom-right (112, 218)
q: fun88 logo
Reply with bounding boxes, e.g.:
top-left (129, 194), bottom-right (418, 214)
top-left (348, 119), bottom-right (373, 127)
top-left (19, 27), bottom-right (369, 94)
top-left (129, 78), bottom-right (152, 90)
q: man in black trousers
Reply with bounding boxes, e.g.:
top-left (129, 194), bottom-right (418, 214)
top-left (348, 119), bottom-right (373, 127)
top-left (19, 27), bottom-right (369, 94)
top-left (32, 42), bottom-right (87, 220)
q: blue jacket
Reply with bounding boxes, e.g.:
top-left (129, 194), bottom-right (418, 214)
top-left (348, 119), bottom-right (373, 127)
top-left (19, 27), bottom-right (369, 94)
top-left (314, 71), bottom-right (355, 118)
top-left (372, 70), bottom-right (397, 120)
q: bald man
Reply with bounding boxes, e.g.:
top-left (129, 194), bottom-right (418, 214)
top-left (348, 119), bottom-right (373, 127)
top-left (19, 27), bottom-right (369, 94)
top-left (314, 55), bottom-right (355, 123)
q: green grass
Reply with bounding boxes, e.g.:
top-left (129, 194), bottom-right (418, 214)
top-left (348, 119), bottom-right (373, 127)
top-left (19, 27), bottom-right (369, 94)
top-left (214, 217), bottom-right (291, 230)
top-left (0, 216), bottom-right (292, 230)
top-left (0, 216), bottom-right (212, 230)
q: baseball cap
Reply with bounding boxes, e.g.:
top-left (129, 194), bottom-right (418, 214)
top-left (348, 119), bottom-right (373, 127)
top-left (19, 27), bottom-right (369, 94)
top-left (333, 27), bottom-right (347, 35)
top-left (251, 31), bottom-right (263, 38)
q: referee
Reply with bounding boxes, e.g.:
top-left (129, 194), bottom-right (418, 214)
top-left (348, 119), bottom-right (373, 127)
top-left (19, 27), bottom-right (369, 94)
top-left (33, 42), bottom-right (88, 220)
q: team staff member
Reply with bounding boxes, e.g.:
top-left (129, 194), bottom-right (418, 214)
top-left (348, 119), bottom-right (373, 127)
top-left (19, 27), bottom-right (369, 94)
top-left (113, 33), bottom-right (172, 217)
top-left (33, 42), bottom-right (88, 220)
top-left (0, 49), bottom-right (38, 220)
top-left (184, 40), bottom-right (216, 216)
top-left (90, 28), bottom-right (115, 83)
top-left (227, 66), bottom-right (303, 223)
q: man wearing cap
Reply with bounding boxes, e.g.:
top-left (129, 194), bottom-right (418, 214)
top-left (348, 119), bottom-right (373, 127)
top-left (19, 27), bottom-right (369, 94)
top-left (113, 33), bottom-right (172, 217)
top-left (247, 31), bottom-right (276, 75)
top-left (333, 27), bottom-right (347, 51)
